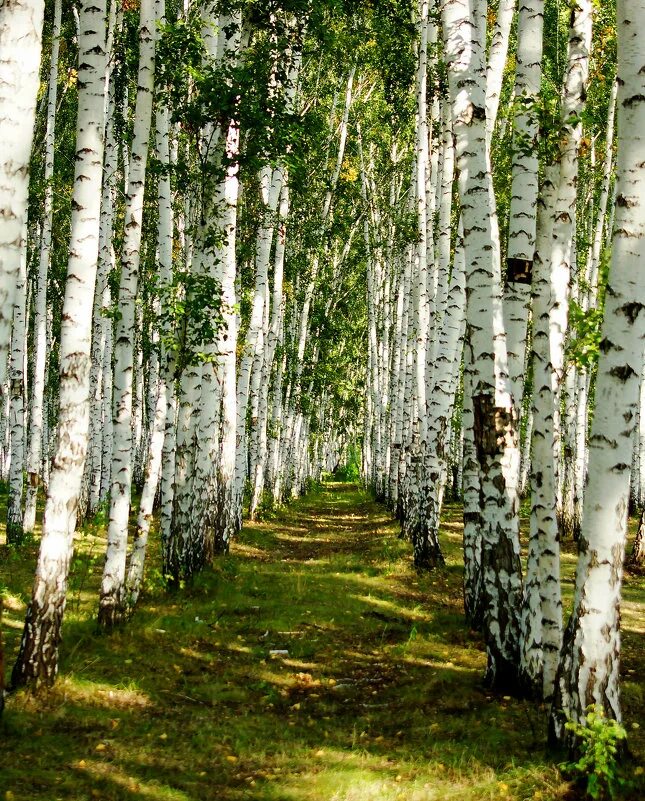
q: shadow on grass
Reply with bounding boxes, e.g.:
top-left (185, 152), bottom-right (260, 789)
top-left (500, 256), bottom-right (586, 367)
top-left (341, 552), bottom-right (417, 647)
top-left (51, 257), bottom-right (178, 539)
top-left (1, 482), bottom-right (643, 801)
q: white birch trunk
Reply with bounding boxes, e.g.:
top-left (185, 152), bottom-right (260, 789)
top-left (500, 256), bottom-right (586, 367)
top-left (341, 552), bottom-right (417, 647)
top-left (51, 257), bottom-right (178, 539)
top-left (0, 0), bottom-right (45, 392)
top-left (87, 5), bottom-right (120, 518)
top-left (485, 0), bottom-right (516, 149)
top-left (550, 0), bottom-right (645, 740)
top-left (234, 166), bottom-right (282, 515)
top-left (6, 233), bottom-right (28, 544)
top-left (250, 178), bottom-right (289, 517)
top-left (11, 0), bottom-right (107, 689)
top-left (99, 0), bottom-right (156, 628)
top-left (504, 0), bottom-right (544, 427)
top-left (519, 168), bottom-right (561, 699)
top-left (442, 0), bottom-right (523, 689)
top-left (23, 0), bottom-right (62, 534)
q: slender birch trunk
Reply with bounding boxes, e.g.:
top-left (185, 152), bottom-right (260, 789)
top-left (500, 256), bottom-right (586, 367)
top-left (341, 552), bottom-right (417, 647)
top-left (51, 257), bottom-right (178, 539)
top-left (11, 0), bottom-right (107, 689)
top-left (250, 176), bottom-right (290, 517)
top-left (23, 0), bottom-right (62, 533)
top-left (442, 0), bottom-right (523, 689)
top-left (210, 13), bottom-right (243, 556)
top-left (504, 0), bottom-right (544, 426)
top-left (485, 0), bottom-right (516, 149)
top-left (99, 0), bottom-right (156, 628)
top-left (6, 236), bottom-right (28, 544)
top-left (153, 22), bottom-right (178, 584)
top-left (86, 3), bottom-right (119, 519)
top-left (550, 0), bottom-right (645, 741)
top-left (420, 228), bottom-right (467, 551)
top-left (548, 2), bottom-right (593, 539)
top-left (235, 165), bottom-right (281, 516)
top-left (0, 0), bottom-right (45, 391)
top-left (519, 167), bottom-right (561, 698)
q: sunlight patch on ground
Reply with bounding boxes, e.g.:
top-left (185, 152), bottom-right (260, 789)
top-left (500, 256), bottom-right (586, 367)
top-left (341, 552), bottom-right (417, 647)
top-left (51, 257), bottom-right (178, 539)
top-left (75, 760), bottom-right (190, 801)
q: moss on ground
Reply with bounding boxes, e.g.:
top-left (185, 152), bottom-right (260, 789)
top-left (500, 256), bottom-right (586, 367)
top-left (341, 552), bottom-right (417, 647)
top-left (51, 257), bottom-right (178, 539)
top-left (0, 482), bottom-right (643, 801)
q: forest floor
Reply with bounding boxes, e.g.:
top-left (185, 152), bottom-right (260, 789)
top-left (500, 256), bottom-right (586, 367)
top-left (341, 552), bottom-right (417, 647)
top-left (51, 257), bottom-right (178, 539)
top-left (0, 482), bottom-right (644, 801)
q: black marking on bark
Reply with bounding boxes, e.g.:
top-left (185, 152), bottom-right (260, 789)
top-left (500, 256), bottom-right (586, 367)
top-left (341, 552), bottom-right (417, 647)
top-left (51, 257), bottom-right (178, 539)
top-left (506, 257), bottom-right (533, 284)
top-left (472, 394), bottom-right (516, 460)
top-left (616, 193), bottom-right (636, 207)
top-left (609, 364), bottom-right (636, 382)
top-left (623, 93), bottom-right (645, 107)
top-left (620, 301), bottom-right (645, 324)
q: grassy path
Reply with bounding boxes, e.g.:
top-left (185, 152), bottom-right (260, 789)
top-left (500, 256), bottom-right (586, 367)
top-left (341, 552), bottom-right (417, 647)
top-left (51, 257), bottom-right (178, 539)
top-left (1, 482), bottom-right (643, 800)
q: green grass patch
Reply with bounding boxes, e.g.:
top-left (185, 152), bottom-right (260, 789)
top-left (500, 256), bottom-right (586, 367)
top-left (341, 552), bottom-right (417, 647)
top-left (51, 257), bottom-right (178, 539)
top-left (1, 482), bottom-right (643, 800)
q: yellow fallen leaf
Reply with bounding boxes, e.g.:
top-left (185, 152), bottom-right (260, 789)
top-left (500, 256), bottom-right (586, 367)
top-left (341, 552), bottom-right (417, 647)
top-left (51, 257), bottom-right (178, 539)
top-left (95, 743), bottom-right (106, 752)
top-left (315, 749), bottom-right (325, 757)
top-left (226, 755), bottom-right (238, 763)
top-left (291, 702), bottom-right (301, 711)
top-left (159, 733), bottom-right (168, 740)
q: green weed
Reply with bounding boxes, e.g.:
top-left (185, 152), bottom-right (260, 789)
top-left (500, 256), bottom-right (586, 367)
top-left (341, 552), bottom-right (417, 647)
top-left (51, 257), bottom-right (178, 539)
top-left (561, 705), bottom-right (628, 800)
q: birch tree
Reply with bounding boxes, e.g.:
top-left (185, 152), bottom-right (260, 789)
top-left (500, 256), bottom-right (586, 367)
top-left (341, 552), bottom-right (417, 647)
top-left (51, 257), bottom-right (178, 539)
top-left (0, 0), bottom-right (45, 390)
top-left (99, 0), bottom-right (157, 629)
top-left (23, 0), bottom-right (64, 535)
top-left (442, 0), bottom-right (523, 688)
top-left (11, 0), bottom-right (108, 689)
top-left (550, 0), bottom-right (645, 745)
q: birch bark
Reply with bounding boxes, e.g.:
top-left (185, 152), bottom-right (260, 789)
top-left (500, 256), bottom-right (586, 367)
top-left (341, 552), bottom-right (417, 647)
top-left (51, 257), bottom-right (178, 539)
top-left (442, 0), bottom-right (523, 688)
top-left (11, 0), bottom-right (107, 688)
top-left (99, 0), bottom-right (157, 628)
top-left (0, 0), bottom-right (45, 391)
top-left (550, 0), bottom-right (645, 741)
top-left (6, 236), bottom-right (28, 544)
top-left (23, 0), bottom-right (62, 534)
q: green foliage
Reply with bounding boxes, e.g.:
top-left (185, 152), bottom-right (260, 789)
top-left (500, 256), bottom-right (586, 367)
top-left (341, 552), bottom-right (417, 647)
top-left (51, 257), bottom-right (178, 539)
top-left (567, 301), bottom-right (604, 369)
top-left (561, 706), bottom-right (628, 800)
top-left (156, 269), bottom-right (225, 373)
top-left (333, 444), bottom-right (361, 482)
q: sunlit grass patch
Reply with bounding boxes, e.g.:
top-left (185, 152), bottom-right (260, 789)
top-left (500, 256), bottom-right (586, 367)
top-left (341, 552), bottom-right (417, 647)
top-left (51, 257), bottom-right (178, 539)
top-left (1, 481), bottom-right (643, 800)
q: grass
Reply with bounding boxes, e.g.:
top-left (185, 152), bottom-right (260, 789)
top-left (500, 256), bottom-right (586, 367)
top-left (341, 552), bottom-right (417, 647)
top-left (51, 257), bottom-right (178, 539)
top-left (0, 481), bottom-right (644, 801)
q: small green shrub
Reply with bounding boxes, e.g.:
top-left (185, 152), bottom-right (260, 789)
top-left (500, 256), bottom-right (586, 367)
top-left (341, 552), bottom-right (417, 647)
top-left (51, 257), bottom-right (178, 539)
top-left (561, 705), bottom-right (627, 800)
top-left (333, 460), bottom-right (360, 482)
